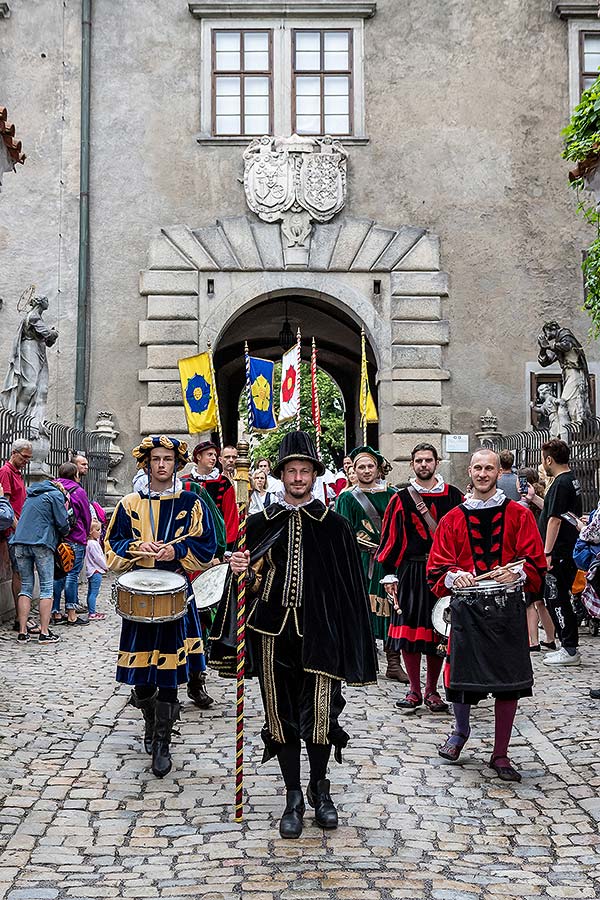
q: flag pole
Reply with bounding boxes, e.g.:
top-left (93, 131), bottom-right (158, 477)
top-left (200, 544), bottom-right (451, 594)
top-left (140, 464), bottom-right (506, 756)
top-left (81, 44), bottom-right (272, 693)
top-left (207, 339), bottom-right (223, 448)
top-left (311, 336), bottom-right (321, 459)
top-left (244, 341), bottom-right (255, 465)
top-left (361, 329), bottom-right (367, 444)
top-left (296, 327), bottom-right (302, 431)
top-left (234, 440), bottom-right (250, 823)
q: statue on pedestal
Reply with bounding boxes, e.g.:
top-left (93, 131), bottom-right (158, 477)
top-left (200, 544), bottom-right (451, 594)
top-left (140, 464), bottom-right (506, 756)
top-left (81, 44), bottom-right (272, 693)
top-left (1, 290), bottom-right (58, 430)
top-left (536, 321), bottom-right (592, 429)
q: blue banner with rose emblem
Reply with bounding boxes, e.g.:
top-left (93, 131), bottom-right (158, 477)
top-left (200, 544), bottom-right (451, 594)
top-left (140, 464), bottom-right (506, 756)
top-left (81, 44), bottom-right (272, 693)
top-left (248, 356), bottom-right (277, 432)
top-left (178, 352), bottom-right (218, 434)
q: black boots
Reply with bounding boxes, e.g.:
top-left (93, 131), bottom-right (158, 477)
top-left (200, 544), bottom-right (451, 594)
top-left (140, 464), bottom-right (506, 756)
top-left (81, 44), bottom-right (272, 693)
top-left (279, 790), bottom-right (305, 839)
top-left (307, 778), bottom-right (338, 829)
top-left (130, 688), bottom-right (157, 754)
top-left (187, 671), bottom-right (214, 709)
top-left (152, 700), bottom-right (180, 779)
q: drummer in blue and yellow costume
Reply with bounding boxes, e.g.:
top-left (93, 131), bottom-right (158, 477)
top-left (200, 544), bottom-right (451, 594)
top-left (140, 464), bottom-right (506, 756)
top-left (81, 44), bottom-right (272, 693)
top-left (105, 435), bottom-right (217, 779)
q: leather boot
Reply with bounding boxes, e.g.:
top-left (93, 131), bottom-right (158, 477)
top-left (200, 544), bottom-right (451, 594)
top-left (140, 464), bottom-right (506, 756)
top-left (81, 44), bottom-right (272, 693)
top-left (385, 649), bottom-right (410, 684)
top-left (307, 778), bottom-right (338, 829)
top-left (187, 671), bottom-right (214, 709)
top-left (151, 699), bottom-right (180, 779)
top-left (129, 688), bottom-right (157, 754)
top-left (279, 790), bottom-right (305, 839)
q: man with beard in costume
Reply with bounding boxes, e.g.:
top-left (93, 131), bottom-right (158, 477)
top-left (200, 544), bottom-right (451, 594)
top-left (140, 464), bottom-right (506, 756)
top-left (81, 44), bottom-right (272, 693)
top-left (426, 449), bottom-right (545, 782)
top-left (210, 432), bottom-right (377, 838)
top-left (377, 443), bottom-right (463, 711)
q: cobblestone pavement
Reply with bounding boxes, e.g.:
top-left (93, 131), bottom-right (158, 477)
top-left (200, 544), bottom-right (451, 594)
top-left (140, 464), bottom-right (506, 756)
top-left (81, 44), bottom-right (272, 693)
top-left (1, 581), bottom-right (600, 900)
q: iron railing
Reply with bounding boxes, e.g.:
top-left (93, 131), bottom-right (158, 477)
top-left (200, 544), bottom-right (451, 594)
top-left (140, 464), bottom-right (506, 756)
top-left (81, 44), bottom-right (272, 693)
top-left (0, 406), bottom-right (110, 505)
top-left (483, 418), bottom-right (600, 511)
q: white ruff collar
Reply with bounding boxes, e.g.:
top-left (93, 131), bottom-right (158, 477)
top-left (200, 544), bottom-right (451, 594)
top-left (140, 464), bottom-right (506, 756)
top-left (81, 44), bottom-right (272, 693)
top-left (463, 489), bottom-right (506, 509)
top-left (273, 490), bottom-right (314, 511)
top-left (191, 466), bottom-right (220, 481)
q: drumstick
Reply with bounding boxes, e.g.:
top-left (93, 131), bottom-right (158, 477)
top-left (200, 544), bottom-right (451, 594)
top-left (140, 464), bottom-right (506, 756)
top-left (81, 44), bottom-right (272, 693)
top-left (473, 559), bottom-right (526, 583)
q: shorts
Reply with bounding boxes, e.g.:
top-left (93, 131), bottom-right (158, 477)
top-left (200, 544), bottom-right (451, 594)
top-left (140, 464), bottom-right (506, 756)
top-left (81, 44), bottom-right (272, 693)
top-left (7, 541), bottom-right (18, 573)
top-left (12, 544), bottom-right (55, 599)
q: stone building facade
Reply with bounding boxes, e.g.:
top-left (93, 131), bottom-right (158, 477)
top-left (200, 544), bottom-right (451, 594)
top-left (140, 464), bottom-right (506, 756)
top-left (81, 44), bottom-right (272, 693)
top-left (1, 0), bottom-right (599, 488)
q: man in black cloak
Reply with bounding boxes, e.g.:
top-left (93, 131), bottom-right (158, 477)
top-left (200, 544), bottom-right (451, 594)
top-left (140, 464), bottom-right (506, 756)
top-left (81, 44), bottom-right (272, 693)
top-left (210, 431), bottom-right (377, 838)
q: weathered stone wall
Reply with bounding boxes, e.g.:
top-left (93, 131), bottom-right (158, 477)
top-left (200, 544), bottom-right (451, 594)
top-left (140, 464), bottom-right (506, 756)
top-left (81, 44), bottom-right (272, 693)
top-left (0, 0), bottom-right (597, 489)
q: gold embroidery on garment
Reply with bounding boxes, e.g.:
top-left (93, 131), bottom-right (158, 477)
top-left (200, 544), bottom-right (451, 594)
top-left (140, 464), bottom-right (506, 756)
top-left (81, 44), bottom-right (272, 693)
top-left (117, 636), bottom-right (204, 670)
top-left (313, 673), bottom-right (332, 744)
top-left (282, 512), bottom-right (303, 608)
top-left (261, 634), bottom-right (285, 743)
top-left (260, 549), bottom-right (275, 601)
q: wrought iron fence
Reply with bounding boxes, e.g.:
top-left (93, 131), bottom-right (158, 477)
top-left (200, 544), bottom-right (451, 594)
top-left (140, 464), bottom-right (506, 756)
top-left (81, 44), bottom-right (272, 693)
top-left (483, 418), bottom-right (600, 511)
top-left (0, 405), bottom-right (111, 505)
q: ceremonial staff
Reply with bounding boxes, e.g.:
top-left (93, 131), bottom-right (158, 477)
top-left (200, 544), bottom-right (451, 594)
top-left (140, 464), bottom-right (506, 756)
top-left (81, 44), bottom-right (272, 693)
top-left (234, 440), bottom-right (250, 822)
top-left (296, 327), bottom-right (302, 431)
top-left (311, 336), bottom-right (322, 459)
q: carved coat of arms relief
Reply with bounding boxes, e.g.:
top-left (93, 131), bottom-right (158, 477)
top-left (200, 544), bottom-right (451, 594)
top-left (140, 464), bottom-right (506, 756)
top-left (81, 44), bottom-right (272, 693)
top-left (243, 134), bottom-right (348, 267)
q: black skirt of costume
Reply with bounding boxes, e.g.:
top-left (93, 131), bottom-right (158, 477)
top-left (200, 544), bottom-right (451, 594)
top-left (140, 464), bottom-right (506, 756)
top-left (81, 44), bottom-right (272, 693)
top-left (387, 558), bottom-right (439, 655)
top-left (116, 596), bottom-right (206, 690)
top-left (445, 587), bottom-right (533, 704)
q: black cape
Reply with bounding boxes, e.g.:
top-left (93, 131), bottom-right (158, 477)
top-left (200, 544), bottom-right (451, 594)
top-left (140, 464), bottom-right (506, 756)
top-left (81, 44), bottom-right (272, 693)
top-left (210, 499), bottom-right (378, 686)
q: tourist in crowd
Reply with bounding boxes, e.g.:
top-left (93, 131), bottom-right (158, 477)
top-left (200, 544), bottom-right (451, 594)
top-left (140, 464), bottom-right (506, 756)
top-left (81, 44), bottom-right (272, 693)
top-left (11, 479), bottom-right (70, 644)
top-left (71, 451), bottom-right (88, 480)
top-left (84, 519), bottom-right (107, 621)
top-left (574, 506), bottom-right (600, 700)
top-left (539, 439), bottom-right (583, 667)
top-left (52, 462), bottom-right (92, 626)
top-left (497, 450), bottom-right (521, 501)
top-left (0, 439), bottom-right (32, 629)
top-left (249, 469), bottom-right (273, 513)
top-left (255, 456), bottom-right (282, 493)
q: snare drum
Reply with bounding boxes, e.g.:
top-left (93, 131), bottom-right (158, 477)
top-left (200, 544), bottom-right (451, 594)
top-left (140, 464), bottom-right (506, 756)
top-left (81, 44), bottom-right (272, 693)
top-left (192, 564), bottom-right (229, 612)
top-left (114, 569), bottom-right (188, 623)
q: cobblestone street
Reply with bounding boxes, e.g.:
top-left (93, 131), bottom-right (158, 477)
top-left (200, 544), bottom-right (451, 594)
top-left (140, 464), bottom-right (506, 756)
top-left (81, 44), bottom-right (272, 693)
top-left (1, 581), bottom-right (600, 900)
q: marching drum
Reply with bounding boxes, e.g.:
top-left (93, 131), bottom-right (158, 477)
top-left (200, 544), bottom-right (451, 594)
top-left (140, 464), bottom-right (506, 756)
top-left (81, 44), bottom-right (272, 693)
top-left (192, 563), bottom-right (229, 612)
top-left (114, 569), bottom-right (188, 623)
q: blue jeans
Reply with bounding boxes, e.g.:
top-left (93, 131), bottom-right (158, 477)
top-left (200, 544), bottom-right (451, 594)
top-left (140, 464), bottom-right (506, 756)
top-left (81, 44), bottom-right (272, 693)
top-left (86, 572), bottom-right (102, 615)
top-left (13, 544), bottom-right (55, 598)
top-left (53, 542), bottom-right (86, 612)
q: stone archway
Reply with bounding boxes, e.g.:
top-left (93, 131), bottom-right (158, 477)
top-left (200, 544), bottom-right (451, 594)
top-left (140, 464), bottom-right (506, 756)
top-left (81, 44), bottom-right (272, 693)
top-left (213, 290), bottom-right (378, 450)
top-left (138, 214), bottom-right (450, 481)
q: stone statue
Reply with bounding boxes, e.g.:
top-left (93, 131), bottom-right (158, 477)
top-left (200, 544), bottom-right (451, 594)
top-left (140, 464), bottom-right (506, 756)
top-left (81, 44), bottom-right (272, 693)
top-left (530, 383), bottom-right (567, 437)
top-left (1, 292), bottom-right (58, 429)
top-left (537, 321), bottom-right (592, 428)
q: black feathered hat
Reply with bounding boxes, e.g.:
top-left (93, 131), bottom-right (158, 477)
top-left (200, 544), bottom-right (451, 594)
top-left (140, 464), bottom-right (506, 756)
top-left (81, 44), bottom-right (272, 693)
top-left (272, 431), bottom-right (325, 479)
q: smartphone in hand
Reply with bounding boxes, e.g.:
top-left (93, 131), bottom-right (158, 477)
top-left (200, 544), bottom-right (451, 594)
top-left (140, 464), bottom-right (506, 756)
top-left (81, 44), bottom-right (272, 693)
top-left (518, 475), bottom-right (529, 495)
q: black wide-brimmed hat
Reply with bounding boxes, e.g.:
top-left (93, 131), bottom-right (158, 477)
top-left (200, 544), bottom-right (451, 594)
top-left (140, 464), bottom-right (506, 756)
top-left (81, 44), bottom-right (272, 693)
top-left (272, 431), bottom-right (325, 479)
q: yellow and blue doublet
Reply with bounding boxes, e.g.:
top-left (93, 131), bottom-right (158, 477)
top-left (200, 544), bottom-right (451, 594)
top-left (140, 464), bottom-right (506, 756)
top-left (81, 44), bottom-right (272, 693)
top-left (105, 489), bottom-right (217, 689)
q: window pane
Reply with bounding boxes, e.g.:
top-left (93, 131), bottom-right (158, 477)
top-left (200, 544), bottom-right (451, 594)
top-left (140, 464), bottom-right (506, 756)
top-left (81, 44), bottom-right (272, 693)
top-left (245, 75), bottom-right (269, 96)
top-left (297, 94), bottom-right (321, 116)
top-left (584, 34), bottom-right (600, 54)
top-left (245, 115), bottom-right (270, 134)
top-left (216, 115), bottom-right (241, 134)
top-left (584, 52), bottom-right (600, 73)
top-left (216, 76), bottom-right (241, 96)
top-left (324, 75), bottom-right (349, 96)
top-left (324, 93), bottom-right (349, 115)
top-left (324, 114), bottom-right (349, 134)
top-left (296, 50), bottom-right (321, 71)
top-left (245, 51), bottom-right (269, 70)
top-left (296, 114), bottom-right (320, 134)
top-left (583, 75), bottom-right (597, 90)
top-left (296, 75), bottom-right (320, 96)
top-left (244, 32), bottom-right (268, 52)
top-left (296, 32), bottom-right (320, 51)
top-left (324, 31), bottom-right (349, 70)
top-left (216, 95), bottom-right (240, 115)
top-left (216, 51), bottom-right (241, 70)
top-left (245, 94), bottom-right (269, 115)
top-left (215, 32), bottom-right (240, 51)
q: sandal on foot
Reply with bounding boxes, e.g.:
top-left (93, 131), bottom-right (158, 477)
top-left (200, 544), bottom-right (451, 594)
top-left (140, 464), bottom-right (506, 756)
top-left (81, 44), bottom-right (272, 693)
top-left (395, 691), bottom-right (422, 711)
top-left (489, 756), bottom-right (521, 782)
top-left (438, 733), bottom-right (469, 761)
top-left (424, 692), bottom-right (449, 713)
top-left (88, 613), bottom-right (106, 621)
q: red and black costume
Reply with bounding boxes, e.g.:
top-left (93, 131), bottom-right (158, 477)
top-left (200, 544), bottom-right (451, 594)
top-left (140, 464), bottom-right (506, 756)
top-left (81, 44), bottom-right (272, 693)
top-left (378, 483), bottom-right (463, 655)
top-left (182, 470), bottom-right (239, 549)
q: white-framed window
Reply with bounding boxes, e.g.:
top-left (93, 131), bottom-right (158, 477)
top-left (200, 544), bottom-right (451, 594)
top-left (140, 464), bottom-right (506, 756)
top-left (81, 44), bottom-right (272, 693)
top-left (190, 2), bottom-right (375, 143)
top-left (565, 17), bottom-right (600, 107)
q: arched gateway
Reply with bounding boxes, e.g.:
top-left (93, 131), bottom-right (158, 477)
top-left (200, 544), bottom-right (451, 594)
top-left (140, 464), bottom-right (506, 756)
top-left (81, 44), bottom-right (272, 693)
top-left (138, 140), bottom-right (450, 480)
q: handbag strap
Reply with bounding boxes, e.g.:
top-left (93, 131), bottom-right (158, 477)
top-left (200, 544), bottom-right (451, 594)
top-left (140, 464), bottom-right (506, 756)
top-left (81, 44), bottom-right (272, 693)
top-left (407, 485), bottom-right (438, 537)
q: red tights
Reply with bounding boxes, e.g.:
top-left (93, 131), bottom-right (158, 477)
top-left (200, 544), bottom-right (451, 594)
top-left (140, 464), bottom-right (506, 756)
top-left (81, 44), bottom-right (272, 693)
top-left (401, 650), bottom-right (444, 697)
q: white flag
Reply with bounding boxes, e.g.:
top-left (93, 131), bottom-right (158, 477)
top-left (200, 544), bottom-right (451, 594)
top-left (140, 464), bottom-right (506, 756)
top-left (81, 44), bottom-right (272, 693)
top-left (278, 345), bottom-right (300, 423)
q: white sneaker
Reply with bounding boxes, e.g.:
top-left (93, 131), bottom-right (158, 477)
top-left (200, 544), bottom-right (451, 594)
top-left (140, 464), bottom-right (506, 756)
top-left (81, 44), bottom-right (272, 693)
top-left (543, 647), bottom-right (581, 666)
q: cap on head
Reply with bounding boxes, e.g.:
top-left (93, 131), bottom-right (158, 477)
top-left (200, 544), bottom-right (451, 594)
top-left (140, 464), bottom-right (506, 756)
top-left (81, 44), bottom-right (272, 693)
top-left (192, 440), bottom-right (219, 463)
top-left (132, 435), bottom-right (190, 470)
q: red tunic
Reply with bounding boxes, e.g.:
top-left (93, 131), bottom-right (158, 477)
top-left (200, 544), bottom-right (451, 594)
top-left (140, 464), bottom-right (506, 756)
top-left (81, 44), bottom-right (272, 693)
top-left (427, 498), bottom-right (546, 597)
top-left (183, 474), bottom-right (239, 547)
